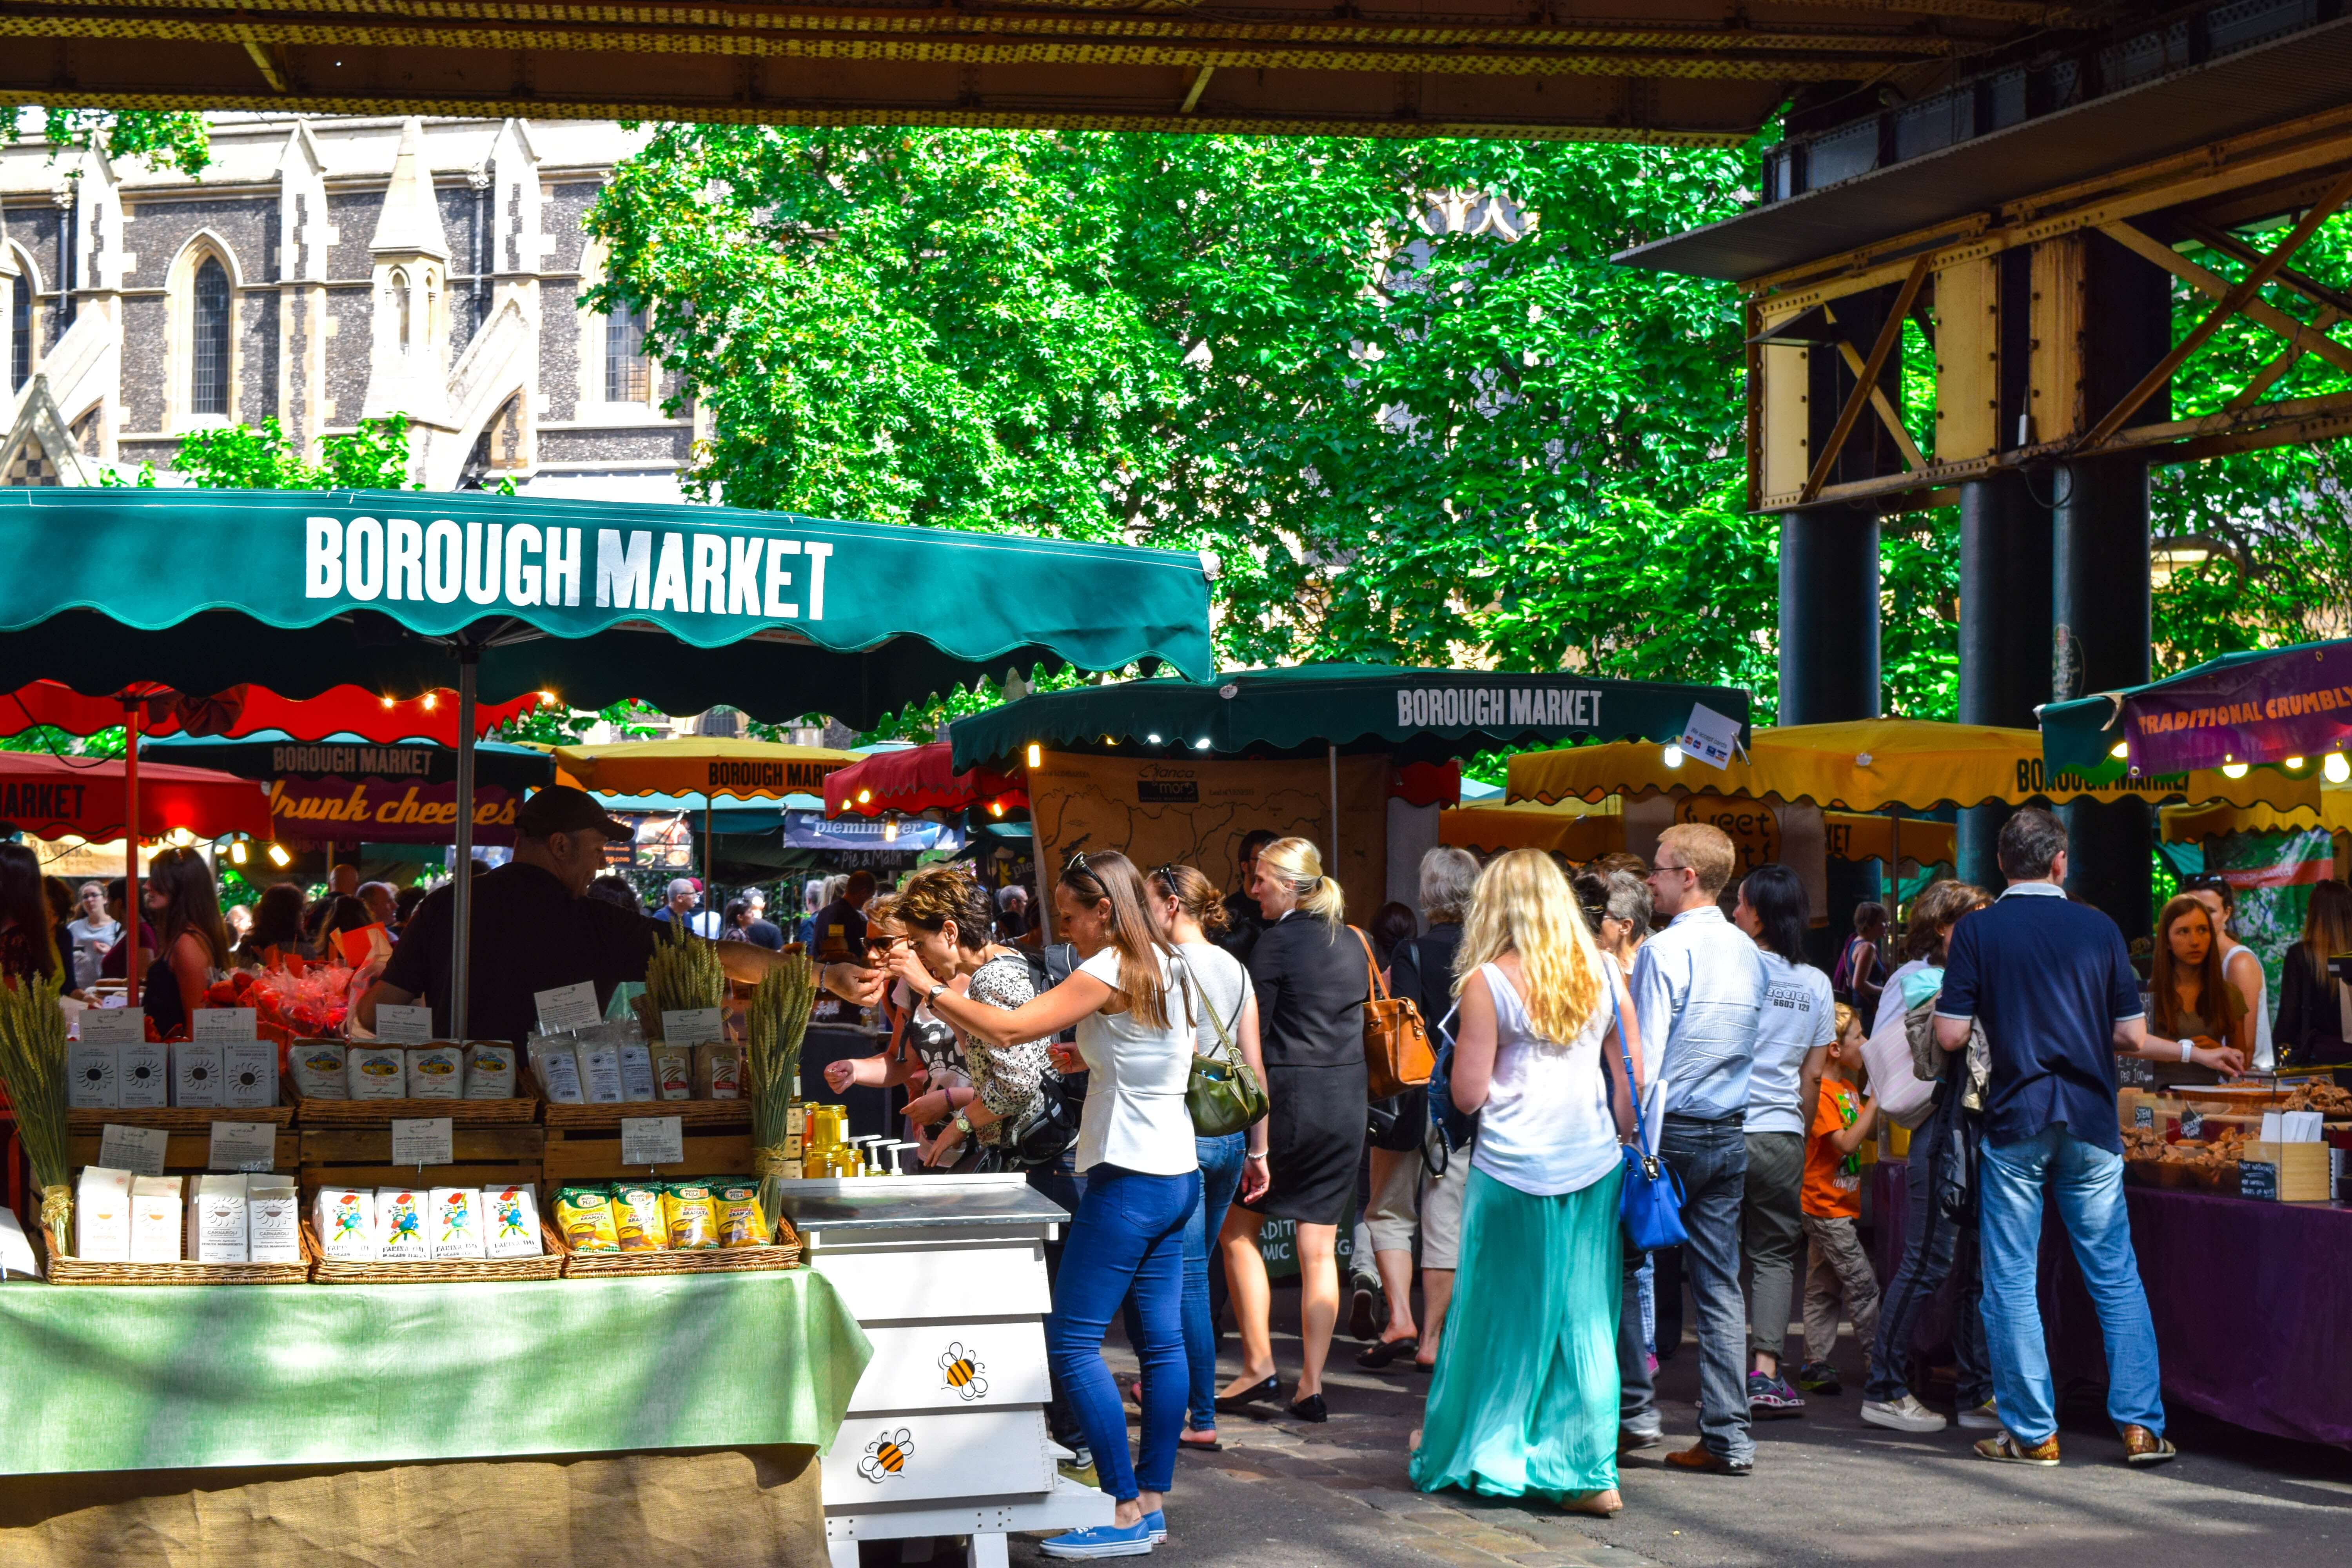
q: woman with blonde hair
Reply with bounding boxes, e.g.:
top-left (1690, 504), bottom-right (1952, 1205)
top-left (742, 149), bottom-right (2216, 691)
top-left (1409, 849), bottom-right (1643, 1517)
top-left (1216, 836), bottom-right (1368, 1424)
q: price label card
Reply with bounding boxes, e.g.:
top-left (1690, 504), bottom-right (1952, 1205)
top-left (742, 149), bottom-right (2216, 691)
top-left (193, 1007), bottom-right (258, 1040)
top-left (534, 982), bottom-right (602, 1035)
top-left (207, 1121), bottom-right (278, 1173)
top-left (80, 1007), bottom-right (145, 1044)
top-left (98, 1123), bottom-right (169, 1178)
top-left (390, 1118), bottom-right (454, 1167)
top-left (1678, 702), bottom-right (1743, 771)
top-left (621, 1115), bottom-right (685, 1167)
top-left (2181, 1108), bottom-right (2204, 1141)
top-left (374, 1005), bottom-right (434, 1044)
top-left (659, 1007), bottom-right (724, 1044)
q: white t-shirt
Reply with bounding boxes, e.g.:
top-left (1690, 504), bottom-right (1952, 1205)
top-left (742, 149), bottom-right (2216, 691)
top-left (1072, 946), bottom-right (1200, 1177)
top-left (1744, 951), bottom-right (1837, 1135)
top-left (1171, 942), bottom-right (1249, 1061)
top-left (2223, 945), bottom-right (2274, 1073)
top-left (1468, 961), bottom-right (1622, 1197)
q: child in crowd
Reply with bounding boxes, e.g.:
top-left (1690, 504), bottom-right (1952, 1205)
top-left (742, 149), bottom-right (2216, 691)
top-left (1796, 1003), bottom-right (1881, 1396)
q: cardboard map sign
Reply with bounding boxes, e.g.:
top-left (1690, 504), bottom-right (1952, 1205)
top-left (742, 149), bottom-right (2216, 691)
top-left (1026, 751), bottom-right (1389, 923)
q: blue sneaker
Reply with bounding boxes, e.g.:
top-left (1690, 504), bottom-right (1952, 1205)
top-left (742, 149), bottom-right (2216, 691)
top-left (1038, 1519), bottom-right (1156, 1559)
top-left (1144, 1510), bottom-right (1167, 1543)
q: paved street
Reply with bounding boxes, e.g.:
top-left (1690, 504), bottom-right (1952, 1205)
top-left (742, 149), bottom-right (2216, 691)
top-left (1004, 1312), bottom-right (2352, 1568)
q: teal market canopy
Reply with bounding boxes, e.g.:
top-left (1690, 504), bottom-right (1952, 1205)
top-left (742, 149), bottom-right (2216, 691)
top-left (949, 663), bottom-right (1751, 772)
top-left (0, 489), bottom-right (1216, 724)
top-left (2041, 638), bottom-right (2352, 779)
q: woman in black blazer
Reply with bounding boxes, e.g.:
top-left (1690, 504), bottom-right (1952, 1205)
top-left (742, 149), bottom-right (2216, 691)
top-left (1215, 837), bottom-right (1368, 1424)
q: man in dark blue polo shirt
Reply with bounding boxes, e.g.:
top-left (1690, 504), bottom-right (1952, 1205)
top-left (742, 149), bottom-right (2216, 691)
top-left (1934, 809), bottom-right (2244, 1469)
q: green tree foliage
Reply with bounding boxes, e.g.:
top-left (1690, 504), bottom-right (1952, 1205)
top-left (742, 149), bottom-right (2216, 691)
top-left (4, 108), bottom-right (211, 176)
top-left (586, 129), bottom-right (1782, 704)
top-left (167, 414), bottom-right (421, 491)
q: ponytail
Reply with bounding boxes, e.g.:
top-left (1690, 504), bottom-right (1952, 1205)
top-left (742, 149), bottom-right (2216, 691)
top-left (1148, 863), bottom-right (1230, 936)
top-left (1258, 837), bottom-right (1343, 930)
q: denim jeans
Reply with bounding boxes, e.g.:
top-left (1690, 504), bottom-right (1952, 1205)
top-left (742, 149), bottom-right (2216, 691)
top-left (1122, 1132), bottom-right (1247, 1432)
top-left (1619, 1113), bottom-right (1751, 1463)
top-left (1048, 1164), bottom-right (1200, 1502)
top-left (1864, 1093), bottom-right (1991, 1409)
top-left (1978, 1127), bottom-right (2165, 1445)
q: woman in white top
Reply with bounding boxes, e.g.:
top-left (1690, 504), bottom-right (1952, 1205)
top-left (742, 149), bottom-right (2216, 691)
top-left (1730, 864), bottom-right (1837, 1414)
top-left (1407, 849), bottom-right (1643, 1519)
top-left (900, 849), bottom-right (1199, 1560)
top-left (2185, 878), bottom-right (2272, 1073)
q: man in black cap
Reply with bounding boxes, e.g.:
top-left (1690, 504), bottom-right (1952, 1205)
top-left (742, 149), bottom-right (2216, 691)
top-left (359, 786), bottom-right (879, 1043)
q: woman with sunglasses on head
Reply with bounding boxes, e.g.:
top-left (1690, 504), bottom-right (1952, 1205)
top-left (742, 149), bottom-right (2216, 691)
top-left (893, 850), bottom-right (1199, 1559)
top-left (141, 847), bottom-right (234, 1040)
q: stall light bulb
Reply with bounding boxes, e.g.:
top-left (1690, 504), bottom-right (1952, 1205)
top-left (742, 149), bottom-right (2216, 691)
top-left (2222, 762), bottom-right (2249, 779)
top-left (2325, 753), bottom-right (2352, 784)
top-left (267, 843), bottom-right (292, 868)
top-left (1025, 743), bottom-right (1042, 768)
top-left (1662, 744), bottom-right (1684, 769)
top-left (168, 827), bottom-right (194, 848)
top-left (422, 693), bottom-right (438, 710)
top-left (539, 690), bottom-right (557, 704)
top-left (229, 840), bottom-right (248, 866)
top-left (2287, 756), bottom-right (2307, 769)
top-left (1147, 733), bottom-right (1164, 745)
top-left (857, 788), bottom-right (872, 804)
top-left (381, 694), bottom-right (396, 708)
top-left (1194, 738), bottom-right (1211, 750)
top-left (2109, 742), bottom-right (2129, 760)
top-left (883, 817), bottom-right (900, 843)
top-left (989, 802), bottom-right (1005, 817)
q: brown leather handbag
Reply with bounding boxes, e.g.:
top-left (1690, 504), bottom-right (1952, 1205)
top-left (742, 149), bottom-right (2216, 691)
top-left (1352, 927), bottom-right (1434, 1098)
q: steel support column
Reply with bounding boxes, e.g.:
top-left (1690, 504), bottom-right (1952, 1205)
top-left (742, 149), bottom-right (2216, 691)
top-left (1956, 474), bottom-right (2053, 889)
top-left (1779, 502), bottom-right (1881, 942)
top-left (2053, 454), bottom-right (2155, 936)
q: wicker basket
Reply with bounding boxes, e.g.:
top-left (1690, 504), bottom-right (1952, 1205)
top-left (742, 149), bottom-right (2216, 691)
top-left (300, 1220), bottom-right (564, 1284)
top-left (293, 1094), bottom-right (540, 1127)
top-left (553, 1216), bottom-right (802, 1278)
top-left (40, 1225), bottom-right (309, 1287)
top-left (67, 1104), bottom-right (296, 1134)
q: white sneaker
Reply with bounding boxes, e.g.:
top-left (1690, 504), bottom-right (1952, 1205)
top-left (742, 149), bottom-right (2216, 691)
top-left (1958, 1399), bottom-right (2001, 1431)
top-left (1861, 1394), bottom-right (1949, 1433)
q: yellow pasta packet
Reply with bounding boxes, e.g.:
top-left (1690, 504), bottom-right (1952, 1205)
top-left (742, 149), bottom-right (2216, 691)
top-left (611, 1182), bottom-right (665, 1252)
top-left (554, 1187), bottom-right (621, 1254)
top-left (715, 1182), bottom-right (768, 1249)
top-left (662, 1182), bottom-right (720, 1250)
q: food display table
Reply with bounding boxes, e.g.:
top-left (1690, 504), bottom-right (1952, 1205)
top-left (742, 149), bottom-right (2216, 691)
top-left (777, 1174), bottom-right (1112, 1568)
top-left (1867, 1156), bottom-right (2352, 1450)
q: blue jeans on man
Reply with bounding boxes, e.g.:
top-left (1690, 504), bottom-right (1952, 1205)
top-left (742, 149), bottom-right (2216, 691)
top-left (1977, 1126), bottom-right (2164, 1445)
top-left (1619, 1113), bottom-right (1752, 1464)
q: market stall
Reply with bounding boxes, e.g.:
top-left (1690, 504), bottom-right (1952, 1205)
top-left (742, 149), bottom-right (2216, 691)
top-left (143, 729), bottom-right (555, 848)
top-left (0, 486), bottom-right (1216, 1562)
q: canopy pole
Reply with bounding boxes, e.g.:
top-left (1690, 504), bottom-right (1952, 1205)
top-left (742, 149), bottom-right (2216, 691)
top-left (451, 655), bottom-right (478, 1038)
top-left (706, 794), bottom-right (716, 937)
top-left (123, 699), bottom-right (142, 1005)
top-left (1327, 744), bottom-right (1339, 880)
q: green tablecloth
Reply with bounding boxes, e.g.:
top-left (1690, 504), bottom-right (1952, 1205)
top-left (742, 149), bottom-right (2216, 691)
top-left (0, 1272), bottom-right (871, 1475)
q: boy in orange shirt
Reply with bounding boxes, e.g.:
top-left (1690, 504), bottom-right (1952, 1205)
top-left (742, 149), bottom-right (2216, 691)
top-left (1796, 1003), bottom-right (1881, 1396)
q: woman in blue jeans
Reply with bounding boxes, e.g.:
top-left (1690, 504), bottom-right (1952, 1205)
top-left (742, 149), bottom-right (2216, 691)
top-left (906, 850), bottom-right (1201, 1560)
top-left (1121, 866), bottom-right (1272, 1450)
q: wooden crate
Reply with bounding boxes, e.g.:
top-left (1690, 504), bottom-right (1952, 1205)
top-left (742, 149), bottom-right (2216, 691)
top-left (541, 1123), bottom-right (754, 1185)
top-left (67, 1105), bottom-right (294, 1134)
top-left (68, 1129), bottom-right (301, 1176)
top-left (298, 1124), bottom-right (547, 1194)
top-left (2235, 1141), bottom-right (2332, 1203)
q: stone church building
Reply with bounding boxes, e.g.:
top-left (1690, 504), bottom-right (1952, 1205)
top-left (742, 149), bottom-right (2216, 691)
top-left (1, 114), bottom-right (694, 497)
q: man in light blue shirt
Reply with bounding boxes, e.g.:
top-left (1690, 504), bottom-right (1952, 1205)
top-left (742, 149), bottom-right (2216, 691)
top-left (1617, 822), bottom-right (1766, 1473)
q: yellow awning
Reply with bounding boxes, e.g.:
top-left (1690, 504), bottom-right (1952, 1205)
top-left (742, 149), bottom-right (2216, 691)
top-left (551, 738), bottom-right (862, 801)
top-left (1509, 719), bottom-right (2314, 814)
top-left (1441, 798), bottom-right (1622, 858)
top-left (1824, 811), bottom-right (1954, 867)
top-left (2161, 782), bottom-right (2352, 843)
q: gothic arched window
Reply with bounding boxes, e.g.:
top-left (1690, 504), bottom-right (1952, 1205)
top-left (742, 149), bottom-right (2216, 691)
top-left (191, 256), bottom-right (230, 415)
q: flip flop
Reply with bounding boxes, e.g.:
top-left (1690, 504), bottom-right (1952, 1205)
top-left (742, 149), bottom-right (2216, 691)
top-left (1355, 1338), bottom-right (1419, 1370)
top-left (1178, 1434), bottom-right (1223, 1453)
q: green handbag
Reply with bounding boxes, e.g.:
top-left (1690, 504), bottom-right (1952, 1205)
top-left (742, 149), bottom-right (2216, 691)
top-left (1174, 953), bottom-right (1269, 1138)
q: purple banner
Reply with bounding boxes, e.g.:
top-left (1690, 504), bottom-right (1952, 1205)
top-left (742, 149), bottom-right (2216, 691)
top-left (2125, 642), bottom-right (2352, 774)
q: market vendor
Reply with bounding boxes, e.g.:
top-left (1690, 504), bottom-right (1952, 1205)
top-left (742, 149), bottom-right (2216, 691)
top-left (356, 786), bottom-right (882, 1042)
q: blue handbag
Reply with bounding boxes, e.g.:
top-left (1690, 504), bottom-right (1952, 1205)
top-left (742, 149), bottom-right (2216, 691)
top-left (1608, 980), bottom-right (1687, 1251)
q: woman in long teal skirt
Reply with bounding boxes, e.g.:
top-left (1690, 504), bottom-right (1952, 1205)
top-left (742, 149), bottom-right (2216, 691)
top-left (1408, 849), bottom-right (1645, 1517)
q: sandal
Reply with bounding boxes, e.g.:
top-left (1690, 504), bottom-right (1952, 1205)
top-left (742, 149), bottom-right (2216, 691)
top-left (1178, 1432), bottom-right (1223, 1452)
top-left (1355, 1337), bottom-right (1419, 1370)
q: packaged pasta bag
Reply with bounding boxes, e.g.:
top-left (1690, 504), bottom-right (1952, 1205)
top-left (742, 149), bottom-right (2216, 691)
top-left (714, 1181), bottom-right (768, 1249)
top-left (611, 1181), bottom-right (666, 1252)
top-left (661, 1182), bottom-right (720, 1250)
top-left (554, 1185), bottom-right (622, 1254)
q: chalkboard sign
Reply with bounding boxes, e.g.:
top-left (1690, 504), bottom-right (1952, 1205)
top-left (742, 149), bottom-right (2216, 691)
top-left (2238, 1160), bottom-right (2279, 1202)
top-left (2181, 1109), bottom-right (2204, 1141)
top-left (2134, 1106), bottom-right (2154, 1128)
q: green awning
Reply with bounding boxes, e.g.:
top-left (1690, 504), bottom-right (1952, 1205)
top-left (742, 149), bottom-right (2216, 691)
top-left (0, 489), bottom-right (1214, 726)
top-left (949, 663), bottom-right (1750, 771)
top-left (142, 730), bottom-right (556, 791)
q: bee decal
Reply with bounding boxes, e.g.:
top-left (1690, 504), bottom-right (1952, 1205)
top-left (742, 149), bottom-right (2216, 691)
top-left (938, 1343), bottom-right (988, 1401)
top-left (857, 1428), bottom-right (914, 1483)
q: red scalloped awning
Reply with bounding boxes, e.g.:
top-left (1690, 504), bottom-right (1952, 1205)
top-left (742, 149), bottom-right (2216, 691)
top-left (1391, 759), bottom-right (1462, 808)
top-left (0, 681), bottom-right (545, 745)
top-left (0, 752), bottom-right (270, 841)
top-left (824, 743), bottom-right (1027, 818)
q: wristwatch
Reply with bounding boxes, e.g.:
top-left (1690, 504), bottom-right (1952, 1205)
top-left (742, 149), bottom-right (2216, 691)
top-left (953, 1110), bottom-right (975, 1137)
top-left (927, 982), bottom-right (949, 1005)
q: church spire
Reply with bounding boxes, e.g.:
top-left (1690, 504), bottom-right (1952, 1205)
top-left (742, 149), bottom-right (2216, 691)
top-left (370, 116), bottom-right (450, 261)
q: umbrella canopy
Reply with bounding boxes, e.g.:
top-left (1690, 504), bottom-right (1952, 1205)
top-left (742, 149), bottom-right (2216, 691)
top-left (0, 753), bottom-right (270, 841)
top-left (2160, 782), bottom-right (2352, 844)
top-left (2041, 638), bottom-right (2352, 778)
top-left (554, 739), bottom-right (862, 801)
top-left (1508, 719), bottom-right (2308, 813)
top-left (949, 663), bottom-right (1748, 771)
top-left (0, 489), bottom-right (1215, 722)
top-left (0, 680), bottom-right (543, 744)
top-left (823, 742), bottom-right (1025, 818)
top-left (1439, 796), bottom-right (1955, 867)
